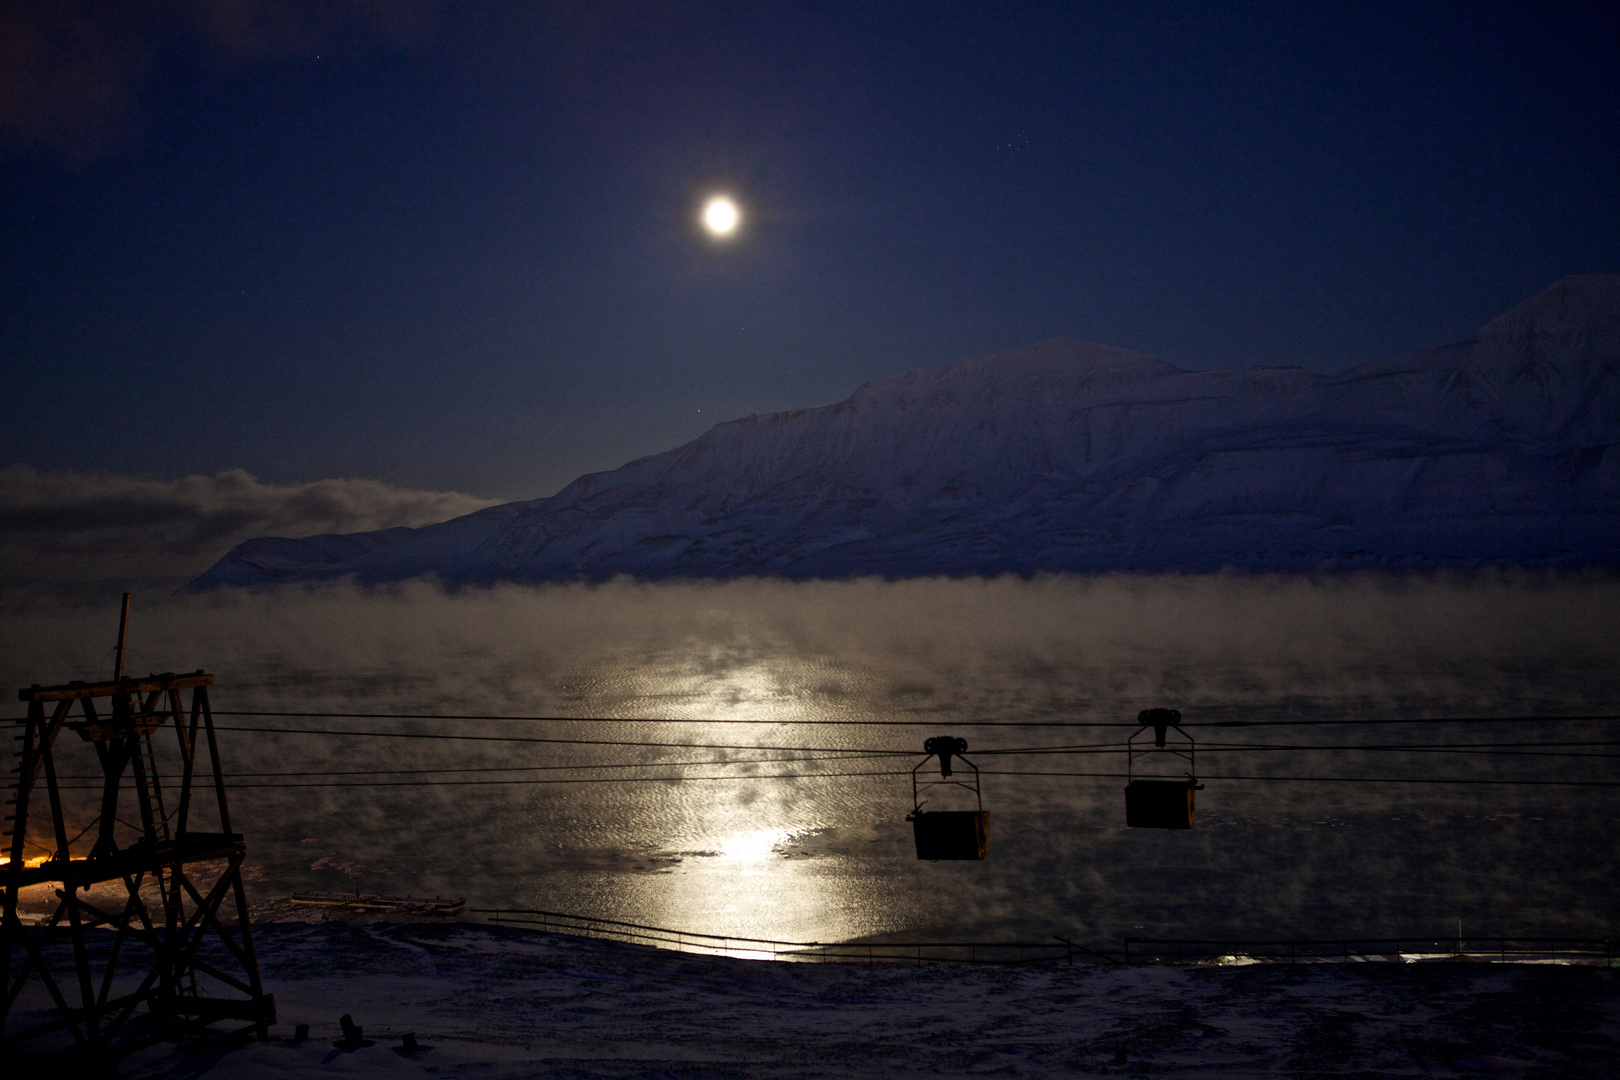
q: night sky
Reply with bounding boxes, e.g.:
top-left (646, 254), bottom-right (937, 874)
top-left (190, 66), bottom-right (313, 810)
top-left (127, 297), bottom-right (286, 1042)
top-left (3, 2), bottom-right (1617, 500)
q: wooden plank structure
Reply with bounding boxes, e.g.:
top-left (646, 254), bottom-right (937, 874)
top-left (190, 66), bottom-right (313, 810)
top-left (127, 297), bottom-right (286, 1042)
top-left (1, 596), bottom-right (273, 1064)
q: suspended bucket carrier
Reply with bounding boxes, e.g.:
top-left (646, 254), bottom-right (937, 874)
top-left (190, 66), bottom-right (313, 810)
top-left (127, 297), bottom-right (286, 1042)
top-left (1125, 708), bottom-right (1204, 829)
top-left (906, 736), bottom-right (989, 860)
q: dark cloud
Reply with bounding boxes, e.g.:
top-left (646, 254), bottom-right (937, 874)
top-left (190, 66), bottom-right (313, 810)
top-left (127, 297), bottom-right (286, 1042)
top-left (0, 465), bottom-right (495, 604)
top-left (185, 0), bottom-right (436, 59)
top-left (0, 0), bottom-right (436, 164)
top-left (0, 2), bottom-right (157, 164)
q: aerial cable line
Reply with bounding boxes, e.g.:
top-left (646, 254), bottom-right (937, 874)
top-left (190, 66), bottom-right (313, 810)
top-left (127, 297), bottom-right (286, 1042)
top-left (983, 745), bottom-right (1620, 758)
top-left (972, 770), bottom-right (1620, 786)
top-left (201, 725), bottom-right (914, 755)
top-left (56, 751), bottom-right (908, 781)
top-left (78, 709), bottom-right (1620, 727)
top-left (46, 736), bottom-right (1620, 785)
top-left (192, 724), bottom-right (1620, 753)
top-left (1193, 714), bottom-right (1620, 727)
top-left (197, 726), bottom-right (1620, 758)
top-left (51, 768), bottom-right (917, 790)
top-left (978, 739), bottom-right (1620, 754)
top-left (57, 757), bottom-right (1613, 790)
top-left (1194, 739), bottom-right (1620, 749)
top-left (66, 741), bottom-right (1618, 783)
top-left (50, 771), bottom-right (1620, 791)
top-left (44, 738), bottom-right (1613, 780)
top-left (204, 710), bottom-right (1149, 727)
top-left (1194, 749), bottom-right (1620, 759)
top-left (8, 711), bottom-right (1617, 731)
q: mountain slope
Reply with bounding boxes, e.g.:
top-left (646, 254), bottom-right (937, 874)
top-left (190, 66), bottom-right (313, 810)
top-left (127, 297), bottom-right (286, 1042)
top-left (193, 275), bottom-right (1620, 587)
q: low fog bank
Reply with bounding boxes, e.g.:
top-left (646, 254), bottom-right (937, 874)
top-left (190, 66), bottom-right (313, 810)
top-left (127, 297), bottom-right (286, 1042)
top-left (4, 571), bottom-right (1617, 719)
top-left (4, 573), bottom-right (1616, 943)
top-left (0, 465), bottom-right (497, 607)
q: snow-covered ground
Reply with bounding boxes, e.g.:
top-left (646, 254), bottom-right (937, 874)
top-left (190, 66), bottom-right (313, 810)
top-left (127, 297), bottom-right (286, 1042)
top-left (13, 921), bottom-right (1618, 1078)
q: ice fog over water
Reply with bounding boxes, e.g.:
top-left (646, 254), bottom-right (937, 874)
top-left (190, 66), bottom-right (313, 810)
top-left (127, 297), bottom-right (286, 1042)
top-left (3, 574), bottom-right (1617, 947)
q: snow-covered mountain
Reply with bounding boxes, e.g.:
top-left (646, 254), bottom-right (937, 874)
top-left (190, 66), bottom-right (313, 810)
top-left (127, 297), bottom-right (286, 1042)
top-left (194, 275), bottom-right (1620, 587)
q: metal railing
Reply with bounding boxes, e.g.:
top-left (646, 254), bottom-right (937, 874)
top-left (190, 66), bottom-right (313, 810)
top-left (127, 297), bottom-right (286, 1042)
top-left (468, 909), bottom-right (1617, 968)
top-left (1123, 936), bottom-right (1617, 964)
top-left (471, 908), bottom-right (1076, 965)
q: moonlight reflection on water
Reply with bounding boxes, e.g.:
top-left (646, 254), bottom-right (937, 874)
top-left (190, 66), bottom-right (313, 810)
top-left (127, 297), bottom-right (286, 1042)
top-left (2, 574), bottom-right (1617, 945)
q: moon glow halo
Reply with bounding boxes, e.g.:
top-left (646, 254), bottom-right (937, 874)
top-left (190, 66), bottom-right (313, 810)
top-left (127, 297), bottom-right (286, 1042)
top-left (702, 197), bottom-right (740, 236)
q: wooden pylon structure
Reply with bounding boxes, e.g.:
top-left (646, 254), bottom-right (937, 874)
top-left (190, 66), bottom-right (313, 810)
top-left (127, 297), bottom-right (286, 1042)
top-left (1, 595), bottom-right (274, 1064)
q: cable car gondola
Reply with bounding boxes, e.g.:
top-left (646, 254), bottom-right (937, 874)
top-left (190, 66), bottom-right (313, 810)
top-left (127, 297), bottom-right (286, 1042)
top-left (906, 735), bottom-right (989, 860)
top-left (1125, 708), bottom-right (1204, 829)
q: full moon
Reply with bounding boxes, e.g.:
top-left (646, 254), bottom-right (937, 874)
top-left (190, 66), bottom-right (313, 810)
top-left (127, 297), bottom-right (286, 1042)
top-left (702, 197), bottom-right (740, 236)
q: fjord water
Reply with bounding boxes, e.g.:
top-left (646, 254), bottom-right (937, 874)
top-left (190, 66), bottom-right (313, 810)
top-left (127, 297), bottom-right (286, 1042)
top-left (5, 575), bottom-right (1618, 947)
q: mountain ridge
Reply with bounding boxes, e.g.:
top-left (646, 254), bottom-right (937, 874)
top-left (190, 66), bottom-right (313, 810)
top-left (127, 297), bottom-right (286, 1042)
top-left (193, 275), bottom-right (1620, 587)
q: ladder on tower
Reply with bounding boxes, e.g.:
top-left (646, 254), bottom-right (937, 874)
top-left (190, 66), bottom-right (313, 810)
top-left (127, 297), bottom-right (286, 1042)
top-left (130, 714), bottom-right (182, 931)
top-left (2, 736), bottom-right (20, 853)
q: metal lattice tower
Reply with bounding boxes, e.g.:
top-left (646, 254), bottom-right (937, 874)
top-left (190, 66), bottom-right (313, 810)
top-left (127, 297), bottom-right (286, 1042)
top-left (1, 596), bottom-right (273, 1064)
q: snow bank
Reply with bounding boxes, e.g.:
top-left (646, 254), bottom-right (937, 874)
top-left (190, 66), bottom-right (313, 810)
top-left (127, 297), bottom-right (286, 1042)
top-left (12, 922), bottom-right (1617, 1077)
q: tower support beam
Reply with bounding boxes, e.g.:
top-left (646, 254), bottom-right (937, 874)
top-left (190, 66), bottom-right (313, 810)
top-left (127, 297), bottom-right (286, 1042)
top-left (2, 606), bottom-right (273, 1065)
